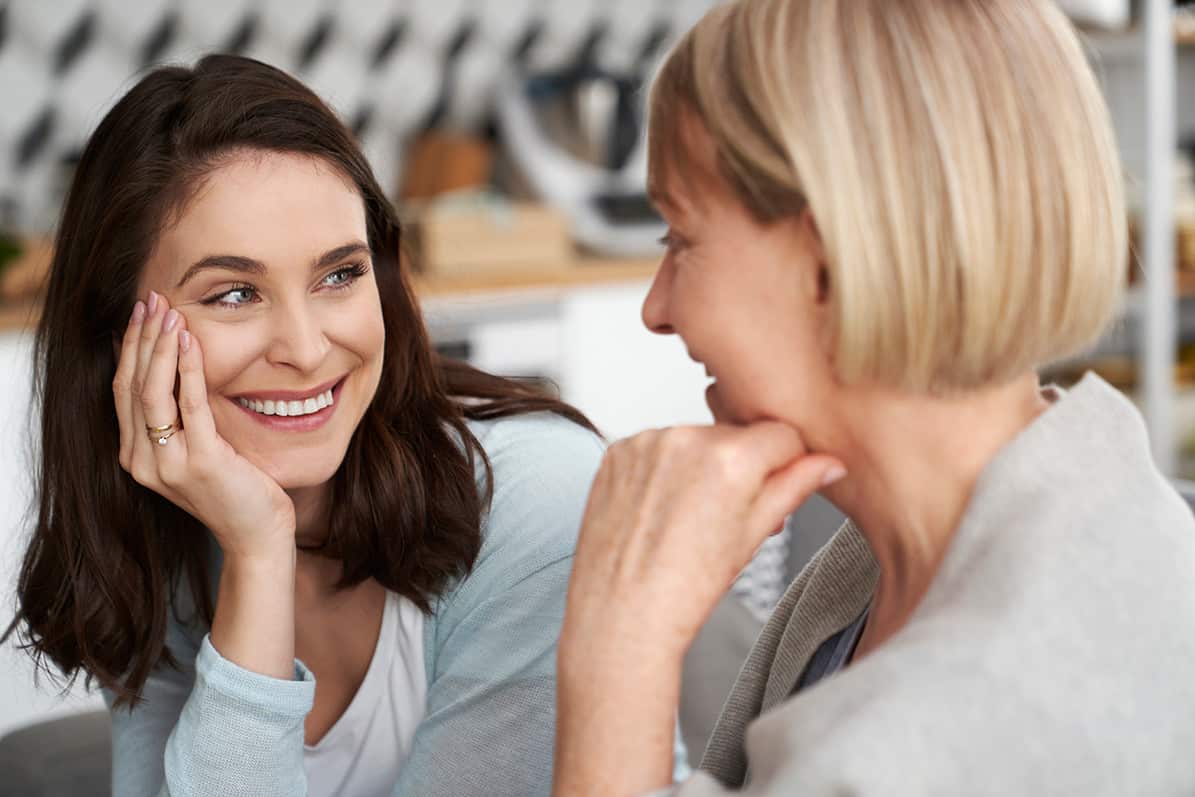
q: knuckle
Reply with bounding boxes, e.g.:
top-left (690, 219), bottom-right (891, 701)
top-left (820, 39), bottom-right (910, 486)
top-left (605, 438), bottom-right (633, 463)
top-left (157, 461), bottom-right (183, 489)
top-left (661, 426), bottom-right (699, 454)
top-left (630, 428), bottom-right (664, 453)
top-left (710, 442), bottom-right (749, 484)
top-left (607, 438), bottom-right (632, 457)
top-left (130, 462), bottom-right (156, 487)
top-left (188, 453), bottom-right (215, 480)
top-left (177, 393), bottom-right (203, 414)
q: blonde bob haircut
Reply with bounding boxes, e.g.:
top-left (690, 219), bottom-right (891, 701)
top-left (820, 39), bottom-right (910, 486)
top-left (649, 0), bottom-right (1127, 392)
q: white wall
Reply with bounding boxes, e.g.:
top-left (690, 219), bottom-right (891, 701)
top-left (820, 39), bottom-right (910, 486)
top-left (0, 331), bottom-right (103, 738)
top-left (560, 282), bottom-right (712, 438)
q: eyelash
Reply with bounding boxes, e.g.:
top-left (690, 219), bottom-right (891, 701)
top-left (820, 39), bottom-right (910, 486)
top-left (200, 262), bottom-right (370, 308)
top-left (659, 230), bottom-right (685, 252)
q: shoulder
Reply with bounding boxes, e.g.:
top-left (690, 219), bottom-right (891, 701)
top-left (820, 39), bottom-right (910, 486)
top-left (466, 411), bottom-right (606, 479)
top-left (450, 412), bottom-right (604, 598)
top-left (761, 512), bottom-right (1195, 793)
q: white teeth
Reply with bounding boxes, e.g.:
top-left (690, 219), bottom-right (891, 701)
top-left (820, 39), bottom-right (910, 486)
top-left (237, 386), bottom-right (338, 417)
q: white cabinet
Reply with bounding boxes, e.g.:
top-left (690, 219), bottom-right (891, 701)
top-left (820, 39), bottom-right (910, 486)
top-left (425, 279), bottom-right (713, 439)
top-left (0, 332), bottom-right (103, 738)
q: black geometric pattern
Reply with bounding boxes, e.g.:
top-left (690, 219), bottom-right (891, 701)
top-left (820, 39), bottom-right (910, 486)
top-left (0, 0), bottom-right (715, 234)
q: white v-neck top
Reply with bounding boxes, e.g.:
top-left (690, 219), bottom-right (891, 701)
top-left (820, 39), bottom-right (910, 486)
top-left (303, 590), bottom-right (427, 797)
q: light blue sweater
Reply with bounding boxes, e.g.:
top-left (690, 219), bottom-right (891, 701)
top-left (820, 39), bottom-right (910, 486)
top-left (105, 413), bottom-right (685, 796)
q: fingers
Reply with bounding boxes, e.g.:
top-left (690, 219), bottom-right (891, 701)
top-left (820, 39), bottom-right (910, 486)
top-left (141, 307), bottom-right (182, 429)
top-left (728, 421), bottom-right (808, 477)
top-left (176, 325), bottom-right (219, 457)
top-left (637, 422), bottom-right (843, 540)
top-left (126, 292), bottom-right (183, 489)
top-left (113, 301), bottom-right (147, 470)
top-left (142, 306), bottom-right (190, 481)
top-left (133, 291), bottom-right (166, 408)
top-left (749, 455), bottom-right (846, 535)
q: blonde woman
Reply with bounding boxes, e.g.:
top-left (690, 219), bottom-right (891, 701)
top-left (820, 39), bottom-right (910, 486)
top-left (552, 1), bottom-right (1195, 795)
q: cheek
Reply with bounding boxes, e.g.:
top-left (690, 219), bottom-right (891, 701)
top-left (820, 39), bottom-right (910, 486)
top-left (361, 314), bottom-right (386, 362)
top-left (191, 324), bottom-right (262, 393)
top-left (340, 288), bottom-right (386, 364)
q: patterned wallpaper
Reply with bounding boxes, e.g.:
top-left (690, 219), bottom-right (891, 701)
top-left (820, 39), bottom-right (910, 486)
top-left (0, 0), bottom-right (717, 234)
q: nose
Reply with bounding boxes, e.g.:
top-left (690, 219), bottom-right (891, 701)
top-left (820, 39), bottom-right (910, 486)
top-left (265, 300), bottom-right (330, 373)
top-left (641, 258), bottom-right (675, 335)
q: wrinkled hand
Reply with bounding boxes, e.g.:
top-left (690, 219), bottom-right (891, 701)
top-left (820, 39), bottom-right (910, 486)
top-left (561, 423), bottom-right (846, 665)
top-left (113, 292), bottom-right (296, 560)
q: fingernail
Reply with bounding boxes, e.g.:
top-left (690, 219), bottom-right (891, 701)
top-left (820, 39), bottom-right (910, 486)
top-left (821, 465), bottom-right (847, 487)
top-left (147, 291), bottom-right (159, 315)
top-left (163, 309), bottom-right (179, 332)
top-left (179, 330), bottom-right (191, 353)
top-left (131, 302), bottom-right (146, 324)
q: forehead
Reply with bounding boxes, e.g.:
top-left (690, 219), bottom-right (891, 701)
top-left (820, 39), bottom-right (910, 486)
top-left (146, 151), bottom-right (367, 284)
top-left (647, 112), bottom-right (725, 220)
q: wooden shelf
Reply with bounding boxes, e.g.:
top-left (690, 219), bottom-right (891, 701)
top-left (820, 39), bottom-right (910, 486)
top-left (413, 257), bottom-right (658, 297)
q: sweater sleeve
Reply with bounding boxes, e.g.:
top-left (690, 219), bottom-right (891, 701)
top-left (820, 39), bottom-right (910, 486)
top-left (393, 414), bottom-right (689, 796)
top-left (107, 618), bottom-right (316, 797)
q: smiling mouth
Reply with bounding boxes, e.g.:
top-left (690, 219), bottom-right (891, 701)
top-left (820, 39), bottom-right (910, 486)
top-left (230, 376), bottom-right (346, 418)
top-left (236, 388), bottom-right (334, 417)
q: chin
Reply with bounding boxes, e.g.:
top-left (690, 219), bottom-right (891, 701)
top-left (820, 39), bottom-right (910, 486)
top-left (276, 464), bottom-right (341, 490)
top-left (250, 454), bottom-right (343, 491)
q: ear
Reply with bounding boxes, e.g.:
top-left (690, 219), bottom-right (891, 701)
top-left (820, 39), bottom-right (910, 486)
top-left (797, 210), bottom-right (830, 306)
top-left (796, 209), bottom-right (839, 362)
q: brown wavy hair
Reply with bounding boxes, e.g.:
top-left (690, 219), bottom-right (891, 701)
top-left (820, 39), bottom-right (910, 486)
top-left (2, 54), bottom-right (595, 706)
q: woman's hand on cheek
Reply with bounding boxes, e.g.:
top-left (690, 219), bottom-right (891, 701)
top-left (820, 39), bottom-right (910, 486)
top-left (113, 293), bottom-right (297, 562)
top-left (561, 422), bottom-right (846, 667)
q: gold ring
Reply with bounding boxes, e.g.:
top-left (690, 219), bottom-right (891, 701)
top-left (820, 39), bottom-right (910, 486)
top-left (145, 420), bottom-right (179, 446)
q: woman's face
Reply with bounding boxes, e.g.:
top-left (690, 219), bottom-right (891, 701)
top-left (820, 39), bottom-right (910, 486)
top-left (643, 121), bottom-right (839, 445)
top-left (137, 150), bottom-right (385, 489)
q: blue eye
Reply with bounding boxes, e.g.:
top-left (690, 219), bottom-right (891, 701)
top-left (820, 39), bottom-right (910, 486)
top-left (202, 285), bottom-right (258, 308)
top-left (320, 262), bottom-right (369, 290)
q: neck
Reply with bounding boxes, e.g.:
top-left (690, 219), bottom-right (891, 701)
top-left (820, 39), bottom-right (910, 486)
top-left (288, 483), bottom-right (353, 601)
top-left (288, 484), bottom-right (332, 549)
top-left (823, 372), bottom-right (1049, 653)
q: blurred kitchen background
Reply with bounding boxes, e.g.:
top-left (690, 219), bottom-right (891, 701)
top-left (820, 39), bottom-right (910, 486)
top-left (0, 0), bottom-right (1193, 788)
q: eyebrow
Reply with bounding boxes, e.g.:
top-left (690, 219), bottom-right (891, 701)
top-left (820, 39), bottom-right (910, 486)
top-left (175, 240), bottom-right (371, 288)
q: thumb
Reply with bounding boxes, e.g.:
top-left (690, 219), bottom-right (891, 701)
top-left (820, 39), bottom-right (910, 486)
top-left (749, 455), bottom-right (846, 536)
